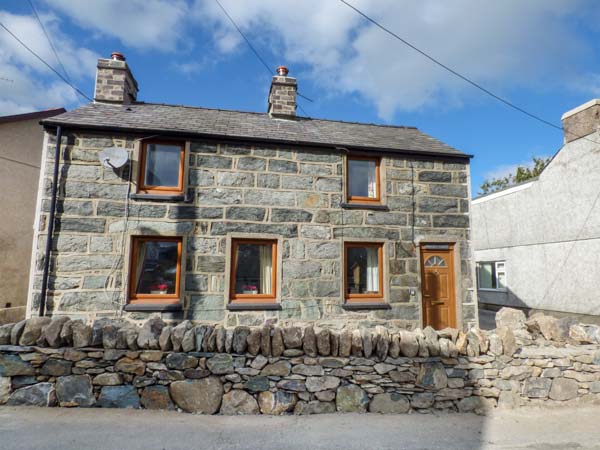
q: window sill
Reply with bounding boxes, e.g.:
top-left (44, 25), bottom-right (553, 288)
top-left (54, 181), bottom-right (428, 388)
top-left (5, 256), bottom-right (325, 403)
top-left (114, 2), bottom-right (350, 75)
top-left (124, 303), bottom-right (183, 312)
top-left (227, 303), bottom-right (282, 311)
top-left (340, 202), bottom-right (389, 211)
top-left (129, 193), bottom-right (187, 202)
top-left (342, 303), bottom-right (391, 311)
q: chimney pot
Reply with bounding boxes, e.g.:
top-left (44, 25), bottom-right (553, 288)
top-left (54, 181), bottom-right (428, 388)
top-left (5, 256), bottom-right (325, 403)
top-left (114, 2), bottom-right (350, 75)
top-left (111, 52), bottom-right (126, 61)
top-left (276, 66), bottom-right (289, 76)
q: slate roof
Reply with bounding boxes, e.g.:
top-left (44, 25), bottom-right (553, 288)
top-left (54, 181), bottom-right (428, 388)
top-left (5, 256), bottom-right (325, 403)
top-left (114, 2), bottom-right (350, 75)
top-left (43, 102), bottom-right (470, 158)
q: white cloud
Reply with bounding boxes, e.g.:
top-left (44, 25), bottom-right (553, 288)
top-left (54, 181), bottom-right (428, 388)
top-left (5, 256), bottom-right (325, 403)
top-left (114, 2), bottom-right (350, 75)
top-left (190, 0), bottom-right (595, 120)
top-left (0, 11), bottom-right (97, 115)
top-left (44, 0), bottom-right (189, 51)
top-left (2, 1), bottom-right (599, 119)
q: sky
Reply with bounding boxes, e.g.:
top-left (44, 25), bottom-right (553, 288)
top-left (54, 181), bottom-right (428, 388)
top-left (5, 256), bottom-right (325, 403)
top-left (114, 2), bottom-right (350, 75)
top-left (1, 0), bottom-right (600, 195)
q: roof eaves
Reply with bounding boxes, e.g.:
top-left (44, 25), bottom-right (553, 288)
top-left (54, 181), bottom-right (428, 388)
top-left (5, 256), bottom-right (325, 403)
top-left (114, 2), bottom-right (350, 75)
top-left (472, 176), bottom-right (539, 201)
top-left (0, 108), bottom-right (66, 125)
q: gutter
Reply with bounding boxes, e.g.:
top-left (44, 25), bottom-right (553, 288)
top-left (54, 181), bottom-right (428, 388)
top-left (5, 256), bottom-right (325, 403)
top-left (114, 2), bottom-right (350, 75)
top-left (39, 126), bottom-right (62, 317)
top-left (41, 122), bottom-right (474, 161)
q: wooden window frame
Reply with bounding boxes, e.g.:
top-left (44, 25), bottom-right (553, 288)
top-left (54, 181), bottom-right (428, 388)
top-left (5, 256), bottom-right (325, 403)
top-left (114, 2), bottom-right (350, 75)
top-left (229, 238), bottom-right (278, 304)
top-left (138, 140), bottom-right (185, 195)
top-left (346, 155), bottom-right (381, 204)
top-left (128, 236), bottom-right (182, 305)
top-left (344, 242), bottom-right (384, 304)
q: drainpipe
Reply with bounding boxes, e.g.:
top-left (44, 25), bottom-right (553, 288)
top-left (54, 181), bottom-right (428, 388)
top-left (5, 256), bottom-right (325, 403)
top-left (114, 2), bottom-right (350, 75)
top-left (39, 126), bottom-right (62, 317)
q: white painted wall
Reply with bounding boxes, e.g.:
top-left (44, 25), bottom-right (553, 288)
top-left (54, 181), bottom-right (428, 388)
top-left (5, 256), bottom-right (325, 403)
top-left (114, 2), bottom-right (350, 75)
top-left (472, 132), bottom-right (600, 316)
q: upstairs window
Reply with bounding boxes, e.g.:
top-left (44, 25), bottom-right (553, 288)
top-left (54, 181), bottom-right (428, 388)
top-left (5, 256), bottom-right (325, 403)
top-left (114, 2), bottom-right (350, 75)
top-left (129, 236), bottom-right (182, 304)
top-left (139, 141), bottom-right (185, 194)
top-left (344, 242), bottom-right (384, 303)
top-left (477, 261), bottom-right (506, 291)
top-left (230, 239), bottom-right (278, 304)
top-left (347, 156), bottom-right (380, 203)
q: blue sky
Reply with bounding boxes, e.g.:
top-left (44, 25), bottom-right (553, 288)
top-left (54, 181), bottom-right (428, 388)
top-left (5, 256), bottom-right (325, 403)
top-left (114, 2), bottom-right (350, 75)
top-left (1, 1), bottom-right (600, 195)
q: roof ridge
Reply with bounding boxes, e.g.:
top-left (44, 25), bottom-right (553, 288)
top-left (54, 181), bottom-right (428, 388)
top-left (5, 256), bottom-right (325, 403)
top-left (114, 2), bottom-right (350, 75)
top-left (131, 101), bottom-right (418, 130)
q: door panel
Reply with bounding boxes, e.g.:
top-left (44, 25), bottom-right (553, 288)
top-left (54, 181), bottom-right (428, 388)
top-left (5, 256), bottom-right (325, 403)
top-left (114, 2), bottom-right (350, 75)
top-left (421, 245), bottom-right (456, 329)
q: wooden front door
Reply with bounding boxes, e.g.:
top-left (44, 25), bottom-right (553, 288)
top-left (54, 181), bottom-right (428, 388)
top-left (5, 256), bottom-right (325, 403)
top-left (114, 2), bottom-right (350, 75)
top-left (420, 244), bottom-right (457, 329)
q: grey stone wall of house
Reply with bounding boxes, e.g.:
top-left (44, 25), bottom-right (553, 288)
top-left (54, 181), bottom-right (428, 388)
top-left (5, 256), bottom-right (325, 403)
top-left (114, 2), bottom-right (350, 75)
top-left (28, 130), bottom-right (475, 329)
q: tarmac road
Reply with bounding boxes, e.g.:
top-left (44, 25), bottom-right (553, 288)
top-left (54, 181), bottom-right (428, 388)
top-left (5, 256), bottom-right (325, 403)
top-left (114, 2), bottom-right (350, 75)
top-left (1, 404), bottom-right (599, 450)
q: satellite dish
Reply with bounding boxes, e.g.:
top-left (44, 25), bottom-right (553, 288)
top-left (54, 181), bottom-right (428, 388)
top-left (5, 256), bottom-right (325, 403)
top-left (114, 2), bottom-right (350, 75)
top-left (99, 147), bottom-right (129, 169)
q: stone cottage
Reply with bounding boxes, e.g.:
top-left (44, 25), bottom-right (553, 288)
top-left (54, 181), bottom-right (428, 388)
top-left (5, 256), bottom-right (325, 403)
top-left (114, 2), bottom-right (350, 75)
top-left (26, 53), bottom-right (476, 331)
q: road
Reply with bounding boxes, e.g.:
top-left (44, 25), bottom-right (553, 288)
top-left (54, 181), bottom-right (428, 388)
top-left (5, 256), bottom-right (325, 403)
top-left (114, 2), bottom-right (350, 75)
top-left (1, 405), bottom-right (599, 450)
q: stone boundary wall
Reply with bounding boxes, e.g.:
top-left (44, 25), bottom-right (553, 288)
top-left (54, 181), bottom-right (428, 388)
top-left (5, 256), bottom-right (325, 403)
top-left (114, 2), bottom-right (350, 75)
top-left (0, 309), bottom-right (599, 414)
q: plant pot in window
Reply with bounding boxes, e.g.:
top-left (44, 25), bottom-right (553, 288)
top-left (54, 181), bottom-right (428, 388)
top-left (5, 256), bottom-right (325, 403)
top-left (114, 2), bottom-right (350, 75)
top-left (242, 285), bottom-right (258, 295)
top-left (150, 283), bottom-right (169, 295)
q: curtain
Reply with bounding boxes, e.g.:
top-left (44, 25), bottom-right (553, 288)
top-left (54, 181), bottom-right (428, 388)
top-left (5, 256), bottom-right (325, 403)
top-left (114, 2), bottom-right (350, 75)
top-left (259, 245), bottom-right (272, 295)
top-left (134, 242), bottom-right (147, 293)
top-left (366, 247), bottom-right (379, 292)
top-left (367, 160), bottom-right (377, 198)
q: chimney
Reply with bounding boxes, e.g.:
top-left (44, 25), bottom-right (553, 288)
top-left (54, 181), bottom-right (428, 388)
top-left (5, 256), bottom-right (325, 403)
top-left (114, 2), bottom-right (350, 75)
top-left (94, 52), bottom-right (138, 104)
top-left (268, 66), bottom-right (297, 119)
top-left (561, 99), bottom-right (600, 143)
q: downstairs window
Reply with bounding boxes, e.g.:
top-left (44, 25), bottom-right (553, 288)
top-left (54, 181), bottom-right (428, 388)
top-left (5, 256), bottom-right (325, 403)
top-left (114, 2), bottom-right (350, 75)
top-left (230, 239), bottom-right (278, 304)
top-left (344, 242), bottom-right (384, 303)
top-left (129, 236), bottom-right (182, 304)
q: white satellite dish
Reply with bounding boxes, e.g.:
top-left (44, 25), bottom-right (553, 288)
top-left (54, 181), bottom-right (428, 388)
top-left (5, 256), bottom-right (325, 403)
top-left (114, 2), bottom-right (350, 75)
top-left (99, 146), bottom-right (129, 168)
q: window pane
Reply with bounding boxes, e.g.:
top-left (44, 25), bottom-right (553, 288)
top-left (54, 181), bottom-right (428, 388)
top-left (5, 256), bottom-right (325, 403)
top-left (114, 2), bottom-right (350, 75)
top-left (346, 246), bottom-right (380, 294)
top-left (144, 144), bottom-right (181, 187)
top-left (234, 243), bottom-right (273, 295)
top-left (348, 159), bottom-right (377, 198)
top-left (134, 240), bottom-right (178, 295)
top-left (497, 272), bottom-right (506, 289)
top-left (425, 256), bottom-right (447, 267)
top-left (496, 263), bottom-right (506, 289)
top-left (477, 262), bottom-right (495, 289)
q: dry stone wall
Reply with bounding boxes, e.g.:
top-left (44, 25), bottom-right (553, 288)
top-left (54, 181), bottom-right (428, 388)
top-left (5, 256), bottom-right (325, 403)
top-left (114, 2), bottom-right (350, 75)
top-left (1, 309), bottom-right (599, 415)
top-left (29, 131), bottom-right (475, 329)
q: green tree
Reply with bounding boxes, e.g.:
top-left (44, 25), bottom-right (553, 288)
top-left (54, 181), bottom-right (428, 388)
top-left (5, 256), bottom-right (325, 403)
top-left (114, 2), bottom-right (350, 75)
top-left (479, 156), bottom-right (551, 195)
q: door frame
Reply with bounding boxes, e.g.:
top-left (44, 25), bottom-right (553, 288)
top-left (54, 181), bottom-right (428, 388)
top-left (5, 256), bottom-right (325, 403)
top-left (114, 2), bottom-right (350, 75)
top-left (417, 239), bottom-right (463, 329)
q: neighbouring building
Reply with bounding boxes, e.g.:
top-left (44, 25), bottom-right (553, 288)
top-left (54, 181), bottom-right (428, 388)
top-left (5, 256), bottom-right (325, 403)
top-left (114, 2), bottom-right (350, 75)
top-left (0, 108), bottom-right (65, 324)
top-left (26, 53), bottom-right (476, 331)
top-left (473, 99), bottom-right (600, 323)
